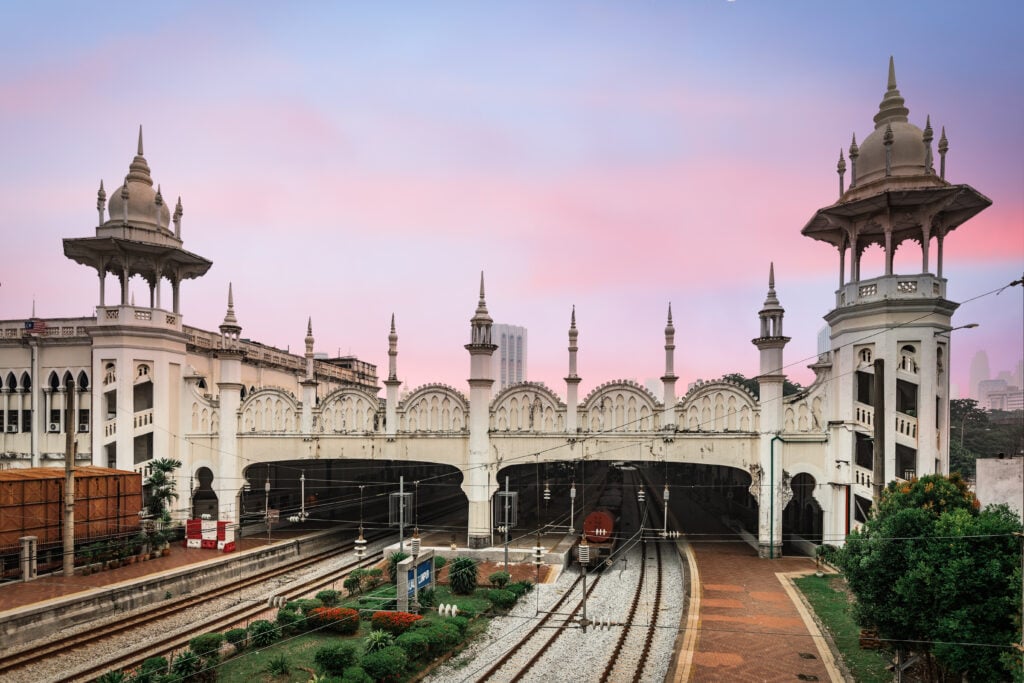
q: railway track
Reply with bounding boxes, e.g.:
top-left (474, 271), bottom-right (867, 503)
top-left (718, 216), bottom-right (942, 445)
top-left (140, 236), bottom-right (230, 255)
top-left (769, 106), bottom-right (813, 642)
top-left (476, 571), bottom-right (601, 682)
top-left (599, 538), bottom-right (664, 682)
top-left (0, 532), bottom-right (381, 681)
top-left (70, 545), bottom-right (387, 682)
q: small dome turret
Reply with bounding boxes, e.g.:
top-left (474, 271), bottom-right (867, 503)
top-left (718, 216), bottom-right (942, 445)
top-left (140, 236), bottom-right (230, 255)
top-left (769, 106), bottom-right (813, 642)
top-left (104, 126), bottom-right (173, 233)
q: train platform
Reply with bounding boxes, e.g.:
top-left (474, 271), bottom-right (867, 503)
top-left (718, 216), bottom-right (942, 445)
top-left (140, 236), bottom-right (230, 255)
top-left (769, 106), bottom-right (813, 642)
top-left (672, 495), bottom-right (842, 683)
top-left (0, 525), bottom-right (324, 613)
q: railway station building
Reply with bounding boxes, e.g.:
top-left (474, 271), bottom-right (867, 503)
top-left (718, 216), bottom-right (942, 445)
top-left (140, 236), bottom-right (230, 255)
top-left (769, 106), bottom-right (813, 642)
top-left (0, 60), bottom-right (990, 557)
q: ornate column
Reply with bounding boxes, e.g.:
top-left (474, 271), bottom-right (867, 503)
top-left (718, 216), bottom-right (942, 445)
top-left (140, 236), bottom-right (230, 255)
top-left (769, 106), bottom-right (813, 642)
top-left (564, 307), bottom-right (580, 434)
top-left (464, 274), bottom-right (498, 549)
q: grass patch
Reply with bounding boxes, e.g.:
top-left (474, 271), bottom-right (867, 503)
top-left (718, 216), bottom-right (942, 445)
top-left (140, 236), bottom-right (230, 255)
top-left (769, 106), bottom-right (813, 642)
top-left (794, 574), bottom-right (891, 683)
top-left (216, 632), bottom-right (341, 682)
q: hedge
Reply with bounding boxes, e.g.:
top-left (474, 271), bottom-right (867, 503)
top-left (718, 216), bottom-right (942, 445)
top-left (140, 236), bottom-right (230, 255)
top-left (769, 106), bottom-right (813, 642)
top-left (371, 610), bottom-right (423, 635)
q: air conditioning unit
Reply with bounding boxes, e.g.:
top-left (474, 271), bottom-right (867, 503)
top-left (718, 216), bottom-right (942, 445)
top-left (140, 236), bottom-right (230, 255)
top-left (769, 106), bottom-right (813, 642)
top-left (79, 423), bottom-right (90, 433)
top-left (5, 425), bottom-right (17, 433)
top-left (48, 422), bottom-right (60, 433)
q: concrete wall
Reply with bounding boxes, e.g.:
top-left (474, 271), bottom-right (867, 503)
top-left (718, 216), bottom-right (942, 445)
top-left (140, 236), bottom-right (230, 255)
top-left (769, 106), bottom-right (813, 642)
top-left (976, 456), bottom-right (1024, 520)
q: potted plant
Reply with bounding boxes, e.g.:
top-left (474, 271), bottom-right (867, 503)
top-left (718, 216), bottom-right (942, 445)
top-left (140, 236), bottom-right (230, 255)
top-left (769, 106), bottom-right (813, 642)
top-left (149, 531), bottom-right (166, 560)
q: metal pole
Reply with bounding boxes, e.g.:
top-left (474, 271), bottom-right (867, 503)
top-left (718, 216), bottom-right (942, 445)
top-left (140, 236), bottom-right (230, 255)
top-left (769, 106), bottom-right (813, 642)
top-left (503, 476), bottom-right (510, 573)
top-left (265, 477), bottom-right (271, 542)
top-left (399, 475), bottom-right (405, 554)
top-left (569, 480), bottom-right (576, 534)
top-left (63, 378), bottom-right (76, 577)
top-left (299, 472), bottom-right (305, 520)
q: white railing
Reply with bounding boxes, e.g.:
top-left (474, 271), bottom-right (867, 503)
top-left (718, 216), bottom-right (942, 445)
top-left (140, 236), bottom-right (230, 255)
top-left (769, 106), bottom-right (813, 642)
top-left (854, 402), bottom-right (874, 429)
top-left (854, 465), bottom-right (872, 489)
top-left (104, 419), bottom-right (116, 437)
top-left (837, 274), bottom-right (946, 308)
top-left (895, 413), bottom-right (918, 440)
top-left (134, 409), bottom-right (154, 431)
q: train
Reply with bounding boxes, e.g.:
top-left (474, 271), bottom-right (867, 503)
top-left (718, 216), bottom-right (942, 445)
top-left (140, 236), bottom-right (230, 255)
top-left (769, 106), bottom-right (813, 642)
top-left (579, 466), bottom-right (626, 568)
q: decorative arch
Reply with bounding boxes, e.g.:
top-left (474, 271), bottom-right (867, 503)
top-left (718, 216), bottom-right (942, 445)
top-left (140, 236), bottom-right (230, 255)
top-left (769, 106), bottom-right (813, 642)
top-left (319, 386), bottom-right (381, 433)
top-left (679, 380), bottom-right (758, 432)
top-left (5, 372), bottom-right (16, 391)
top-left (48, 371), bottom-right (60, 390)
top-left (783, 471), bottom-right (824, 544)
top-left (241, 388), bottom-right (299, 433)
top-left (77, 370), bottom-right (90, 390)
top-left (581, 380), bottom-right (660, 432)
top-left (400, 384), bottom-right (468, 433)
top-left (491, 382), bottom-right (564, 432)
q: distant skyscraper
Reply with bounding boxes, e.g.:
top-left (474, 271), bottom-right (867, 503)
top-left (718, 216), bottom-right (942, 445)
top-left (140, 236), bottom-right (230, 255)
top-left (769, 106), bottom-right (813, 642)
top-left (969, 350), bottom-right (991, 400)
top-left (491, 324), bottom-right (527, 390)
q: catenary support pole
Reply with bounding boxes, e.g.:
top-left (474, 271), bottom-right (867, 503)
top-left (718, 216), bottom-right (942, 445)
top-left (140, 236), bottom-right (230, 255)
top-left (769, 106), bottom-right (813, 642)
top-left (63, 378), bottom-right (76, 577)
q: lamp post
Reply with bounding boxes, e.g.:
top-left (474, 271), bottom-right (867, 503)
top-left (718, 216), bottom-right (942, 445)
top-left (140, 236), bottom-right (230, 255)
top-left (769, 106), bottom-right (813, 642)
top-left (264, 477), bottom-right (271, 542)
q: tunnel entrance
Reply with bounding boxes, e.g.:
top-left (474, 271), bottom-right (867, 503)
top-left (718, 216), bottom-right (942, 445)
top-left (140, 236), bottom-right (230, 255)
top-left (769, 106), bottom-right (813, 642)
top-left (238, 459), bottom-right (465, 541)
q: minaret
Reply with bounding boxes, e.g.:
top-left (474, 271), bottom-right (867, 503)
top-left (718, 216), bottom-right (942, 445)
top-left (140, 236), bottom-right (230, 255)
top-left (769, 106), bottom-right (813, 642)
top-left (216, 284), bottom-right (245, 522)
top-left (752, 263), bottom-right (790, 558)
top-left (564, 307), bottom-right (581, 434)
top-left (384, 314), bottom-right (401, 439)
top-left (661, 304), bottom-right (678, 431)
top-left (300, 318), bottom-right (318, 434)
top-left (802, 59), bottom-right (990, 536)
top-left (464, 272), bottom-right (498, 549)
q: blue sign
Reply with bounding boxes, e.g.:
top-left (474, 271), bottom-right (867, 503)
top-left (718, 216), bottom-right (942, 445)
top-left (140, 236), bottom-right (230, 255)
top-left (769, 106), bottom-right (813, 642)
top-left (406, 559), bottom-right (432, 597)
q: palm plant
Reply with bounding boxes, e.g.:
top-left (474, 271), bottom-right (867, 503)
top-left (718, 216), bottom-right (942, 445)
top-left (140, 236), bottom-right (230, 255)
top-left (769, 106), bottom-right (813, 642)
top-left (145, 458), bottom-right (182, 518)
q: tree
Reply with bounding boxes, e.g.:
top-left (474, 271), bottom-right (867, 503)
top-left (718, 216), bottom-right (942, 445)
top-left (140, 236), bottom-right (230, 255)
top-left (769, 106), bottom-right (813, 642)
top-left (948, 400), bottom-right (1024, 479)
top-left (145, 458), bottom-right (183, 518)
top-left (839, 474), bottom-right (1023, 682)
top-left (718, 372), bottom-right (804, 398)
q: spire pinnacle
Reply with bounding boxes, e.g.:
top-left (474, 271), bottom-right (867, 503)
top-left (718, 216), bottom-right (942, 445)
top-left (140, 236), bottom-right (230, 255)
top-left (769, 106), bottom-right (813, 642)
top-left (667, 303), bottom-right (673, 325)
top-left (220, 283), bottom-right (239, 328)
top-left (769, 262), bottom-right (776, 291)
top-left (873, 56), bottom-right (910, 127)
top-left (138, 125), bottom-right (144, 156)
top-left (307, 317), bottom-right (313, 336)
top-left (390, 313), bottom-right (396, 334)
top-left (571, 305), bottom-right (576, 329)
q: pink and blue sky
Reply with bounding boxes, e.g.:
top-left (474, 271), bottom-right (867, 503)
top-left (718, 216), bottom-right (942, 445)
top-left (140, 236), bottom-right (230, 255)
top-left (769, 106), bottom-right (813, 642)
top-left (1, 2), bottom-right (1021, 399)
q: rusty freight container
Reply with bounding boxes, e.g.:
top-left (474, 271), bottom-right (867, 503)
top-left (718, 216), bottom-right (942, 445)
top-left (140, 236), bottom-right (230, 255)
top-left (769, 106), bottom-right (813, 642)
top-left (0, 466), bottom-right (142, 550)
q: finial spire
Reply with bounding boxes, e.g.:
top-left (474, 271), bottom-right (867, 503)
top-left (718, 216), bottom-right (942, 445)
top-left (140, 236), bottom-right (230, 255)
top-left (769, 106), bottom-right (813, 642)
top-left (138, 125), bottom-right (144, 156)
top-left (667, 302), bottom-right (673, 326)
top-left (571, 305), bottom-right (576, 329)
top-left (390, 313), bottom-right (396, 334)
top-left (938, 126), bottom-right (949, 180)
top-left (873, 56), bottom-right (910, 127)
top-left (479, 271), bottom-right (486, 303)
top-left (769, 262), bottom-right (776, 292)
top-left (837, 148), bottom-right (846, 196)
top-left (923, 115), bottom-right (934, 174)
top-left (307, 316), bottom-right (313, 336)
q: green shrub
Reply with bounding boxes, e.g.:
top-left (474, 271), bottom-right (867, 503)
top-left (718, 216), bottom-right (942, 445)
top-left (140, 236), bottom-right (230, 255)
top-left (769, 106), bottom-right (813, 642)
top-left (95, 672), bottom-right (127, 683)
top-left (248, 619), bottom-right (278, 647)
top-left (488, 571), bottom-right (511, 588)
top-left (447, 615), bottom-right (470, 638)
top-left (189, 632), bottom-right (224, 658)
top-left (276, 606), bottom-right (303, 634)
top-left (417, 587), bottom-right (435, 608)
top-left (171, 650), bottom-right (200, 679)
top-left (225, 628), bottom-right (248, 649)
top-left (316, 589), bottom-right (341, 606)
top-left (449, 557), bottom-right (478, 595)
top-left (360, 645), bottom-right (408, 682)
top-left (387, 551), bottom-right (410, 584)
top-left (135, 656), bottom-right (169, 683)
top-left (314, 642), bottom-right (359, 676)
top-left (433, 555), bottom-right (447, 570)
top-left (266, 653), bottom-right (290, 675)
top-left (340, 667), bottom-right (374, 683)
top-left (394, 630), bottom-right (430, 661)
top-left (363, 628), bottom-right (395, 654)
top-left (488, 588), bottom-right (516, 610)
top-left (344, 575), bottom-right (362, 595)
top-left (508, 580), bottom-right (534, 598)
top-left (365, 567), bottom-right (384, 588)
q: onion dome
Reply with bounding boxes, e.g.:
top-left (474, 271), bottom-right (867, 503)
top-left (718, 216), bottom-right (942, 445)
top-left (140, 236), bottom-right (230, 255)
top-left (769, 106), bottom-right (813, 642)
top-left (104, 126), bottom-right (172, 232)
top-left (853, 57), bottom-right (935, 186)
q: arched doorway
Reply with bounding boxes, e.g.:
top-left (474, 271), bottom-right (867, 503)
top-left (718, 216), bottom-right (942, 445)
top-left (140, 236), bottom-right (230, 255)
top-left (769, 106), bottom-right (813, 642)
top-left (783, 472), bottom-right (822, 544)
top-left (192, 467), bottom-right (218, 519)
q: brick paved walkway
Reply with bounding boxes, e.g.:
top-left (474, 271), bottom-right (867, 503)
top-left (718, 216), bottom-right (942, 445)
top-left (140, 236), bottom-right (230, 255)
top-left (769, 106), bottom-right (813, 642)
top-left (676, 493), bottom-right (838, 682)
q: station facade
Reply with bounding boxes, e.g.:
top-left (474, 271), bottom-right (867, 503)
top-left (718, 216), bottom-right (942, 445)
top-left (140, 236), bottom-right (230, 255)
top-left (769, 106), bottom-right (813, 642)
top-left (0, 61), bottom-right (989, 557)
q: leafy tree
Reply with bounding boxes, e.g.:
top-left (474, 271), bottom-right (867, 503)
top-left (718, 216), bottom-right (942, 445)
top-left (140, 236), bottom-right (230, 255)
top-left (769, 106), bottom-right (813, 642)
top-left (949, 399), bottom-right (1023, 478)
top-left (718, 372), bottom-right (804, 399)
top-left (839, 474), bottom-right (1022, 682)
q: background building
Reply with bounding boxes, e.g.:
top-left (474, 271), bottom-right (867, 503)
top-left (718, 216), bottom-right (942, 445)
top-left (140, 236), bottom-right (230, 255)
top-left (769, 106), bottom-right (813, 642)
top-left (491, 324), bottom-right (527, 390)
